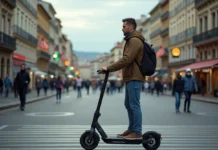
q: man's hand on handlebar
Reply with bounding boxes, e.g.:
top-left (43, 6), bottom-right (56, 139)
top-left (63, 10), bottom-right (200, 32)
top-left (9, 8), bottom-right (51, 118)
top-left (97, 66), bottom-right (108, 74)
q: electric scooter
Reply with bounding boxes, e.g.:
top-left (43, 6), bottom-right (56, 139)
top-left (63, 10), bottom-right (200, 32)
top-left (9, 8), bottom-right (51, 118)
top-left (80, 70), bottom-right (162, 150)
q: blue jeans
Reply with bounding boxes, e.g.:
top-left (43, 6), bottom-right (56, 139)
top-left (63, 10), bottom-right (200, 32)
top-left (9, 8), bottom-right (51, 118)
top-left (125, 80), bottom-right (143, 134)
top-left (5, 87), bottom-right (9, 97)
top-left (175, 92), bottom-right (182, 110)
top-left (77, 86), bottom-right (82, 97)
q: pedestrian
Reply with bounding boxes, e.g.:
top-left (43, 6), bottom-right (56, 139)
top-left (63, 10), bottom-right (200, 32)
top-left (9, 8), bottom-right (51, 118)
top-left (35, 76), bottom-right (42, 96)
top-left (4, 74), bottom-right (12, 97)
top-left (155, 79), bottom-right (162, 96)
top-left (85, 79), bottom-right (91, 95)
top-left (42, 77), bottom-right (48, 96)
top-left (0, 77), bottom-right (3, 96)
top-left (182, 68), bottom-right (198, 113)
top-left (200, 77), bottom-right (206, 96)
top-left (172, 73), bottom-right (184, 113)
top-left (15, 64), bottom-right (30, 111)
top-left (101, 18), bottom-right (144, 139)
top-left (76, 76), bottom-right (82, 98)
top-left (55, 76), bottom-right (64, 103)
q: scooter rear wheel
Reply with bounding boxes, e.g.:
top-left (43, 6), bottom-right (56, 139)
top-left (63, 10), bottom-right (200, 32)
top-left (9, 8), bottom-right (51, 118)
top-left (80, 131), bottom-right (100, 150)
top-left (142, 131), bottom-right (161, 150)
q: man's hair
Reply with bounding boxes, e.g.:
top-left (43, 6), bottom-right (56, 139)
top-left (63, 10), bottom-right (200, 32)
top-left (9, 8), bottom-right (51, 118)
top-left (122, 18), bottom-right (137, 30)
top-left (20, 63), bottom-right (25, 67)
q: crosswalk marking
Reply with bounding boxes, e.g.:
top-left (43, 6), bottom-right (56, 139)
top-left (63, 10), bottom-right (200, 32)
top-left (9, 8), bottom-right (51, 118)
top-left (1, 125), bottom-right (218, 150)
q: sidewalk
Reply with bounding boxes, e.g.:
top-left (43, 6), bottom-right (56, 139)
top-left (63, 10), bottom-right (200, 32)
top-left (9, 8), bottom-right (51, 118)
top-left (164, 90), bottom-right (218, 104)
top-left (0, 90), bottom-right (59, 111)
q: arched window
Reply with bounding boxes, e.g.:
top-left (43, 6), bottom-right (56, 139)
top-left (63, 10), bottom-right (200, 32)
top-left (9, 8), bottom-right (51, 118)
top-left (1, 58), bottom-right (4, 78)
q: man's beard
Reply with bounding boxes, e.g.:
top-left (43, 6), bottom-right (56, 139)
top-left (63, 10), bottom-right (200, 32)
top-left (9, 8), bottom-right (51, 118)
top-left (124, 31), bottom-right (129, 36)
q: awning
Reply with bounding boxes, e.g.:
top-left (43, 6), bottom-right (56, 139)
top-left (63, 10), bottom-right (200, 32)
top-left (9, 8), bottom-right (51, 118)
top-left (35, 70), bottom-right (47, 75)
top-left (175, 60), bottom-right (218, 72)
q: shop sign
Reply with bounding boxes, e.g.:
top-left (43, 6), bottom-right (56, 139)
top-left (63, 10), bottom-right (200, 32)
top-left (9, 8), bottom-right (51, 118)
top-left (12, 53), bottom-right (25, 61)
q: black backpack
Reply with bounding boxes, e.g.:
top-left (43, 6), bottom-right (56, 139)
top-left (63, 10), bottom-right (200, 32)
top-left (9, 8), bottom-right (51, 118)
top-left (126, 38), bottom-right (157, 76)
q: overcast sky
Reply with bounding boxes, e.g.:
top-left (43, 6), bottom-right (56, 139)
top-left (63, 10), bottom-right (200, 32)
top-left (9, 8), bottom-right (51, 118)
top-left (44, 0), bottom-right (159, 53)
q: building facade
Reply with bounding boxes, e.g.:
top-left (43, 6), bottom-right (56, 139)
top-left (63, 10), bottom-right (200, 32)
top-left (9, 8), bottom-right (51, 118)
top-left (149, 3), bottom-right (162, 71)
top-left (181, 0), bottom-right (218, 95)
top-left (36, 1), bottom-right (51, 74)
top-left (0, 0), bottom-right (16, 80)
top-left (169, 0), bottom-right (196, 80)
top-left (13, 0), bottom-right (38, 90)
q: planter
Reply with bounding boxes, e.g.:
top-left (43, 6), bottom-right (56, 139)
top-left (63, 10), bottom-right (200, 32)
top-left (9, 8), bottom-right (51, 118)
top-left (214, 90), bottom-right (218, 97)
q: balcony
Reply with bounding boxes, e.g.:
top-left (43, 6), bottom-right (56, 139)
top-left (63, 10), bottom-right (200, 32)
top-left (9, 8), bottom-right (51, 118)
top-left (161, 11), bottom-right (169, 21)
top-left (49, 62), bottom-right (58, 68)
top-left (37, 50), bottom-right (51, 60)
top-left (13, 25), bottom-right (38, 47)
top-left (169, 27), bottom-right (196, 45)
top-left (0, 32), bottom-right (16, 51)
top-left (161, 28), bottom-right (169, 37)
top-left (193, 27), bottom-right (218, 45)
top-left (195, 0), bottom-right (207, 9)
top-left (150, 28), bottom-right (161, 39)
top-left (170, 0), bottom-right (193, 17)
top-left (49, 36), bottom-right (54, 44)
top-left (20, 0), bottom-right (37, 17)
top-left (150, 13), bottom-right (161, 24)
top-left (37, 25), bottom-right (49, 38)
top-left (186, 27), bottom-right (196, 38)
top-left (5, 0), bottom-right (16, 8)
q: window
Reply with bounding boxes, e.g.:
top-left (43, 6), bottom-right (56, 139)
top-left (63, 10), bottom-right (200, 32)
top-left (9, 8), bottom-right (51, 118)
top-left (1, 15), bottom-right (5, 32)
top-left (21, 16), bottom-right (23, 28)
top-left (192, 14), bottom-right (194, 26)
top-left (204, 16), bottom-right (208, 31)
top-left (189, 45), bottom-right (191, 59)
top-left (7, 19), bottom-right (11, 35)
top-left (188, 17), bottom-right (190, 28)
top-left (212, 49), bottom-right (216, 59)
top-left (204, 51), bottom-right (207, 60)
top-left (212, 12), bottom-right (216, 28)
top-left (200, 52), bottom-right (203, 60)
top-left (17, 13), bottom-right (19, 25)
top-left (200, 18), bottom-right (203, 33)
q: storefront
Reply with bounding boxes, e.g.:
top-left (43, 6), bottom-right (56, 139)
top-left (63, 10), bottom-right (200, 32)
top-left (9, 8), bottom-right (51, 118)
top-left (175, 59), bottom-right (218, 95)
top-left (12, 53), bottom-right (25, 79)
top-left (36, 50), bottom-right (51, 72)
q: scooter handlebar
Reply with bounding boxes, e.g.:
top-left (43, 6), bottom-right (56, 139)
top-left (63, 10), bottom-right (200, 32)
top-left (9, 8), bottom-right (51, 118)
top-left (97, 70), bottom-right (109, 75)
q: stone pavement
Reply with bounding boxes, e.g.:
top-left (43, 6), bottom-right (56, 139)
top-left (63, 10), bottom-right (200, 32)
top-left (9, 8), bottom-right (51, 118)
top-left (164, 90), bottom-right (218, 104)
top-left (0, 89), bottom-right (71, 111)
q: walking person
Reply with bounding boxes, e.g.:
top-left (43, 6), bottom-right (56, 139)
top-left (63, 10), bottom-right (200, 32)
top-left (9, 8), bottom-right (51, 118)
top-left (15, 64), bottom-right (30, 111)
top-left (101, 18), bottom-right (145, 139)
top-left (42, 77), bottom-right (48, 96)
top-left (4, 74), bottom-right (12, 97)
top-left (155, 79), bottom-right (162, 96)
top-left (85, 79), bottom-right (91, 95)
top-left (172, 73), bottom-right (184, 113)
top-left (35, 76), bottom-right (42, 96)
top-left (55, 76), bottom-right (64, 103)
top-left (183, 68), bottom-right (198, 113)
top-left (76, 76), bottom-right (82, 98)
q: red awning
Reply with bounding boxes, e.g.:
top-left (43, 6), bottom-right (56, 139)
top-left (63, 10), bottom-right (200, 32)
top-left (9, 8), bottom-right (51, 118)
top-left (175, 59), bottom-right (218, 72)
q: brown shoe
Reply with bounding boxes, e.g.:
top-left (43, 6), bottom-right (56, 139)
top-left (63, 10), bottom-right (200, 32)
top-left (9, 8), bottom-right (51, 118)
top-left (117, 130), bottom-right (131, 137)
top-left (124, 132), bottom-right (142, 139)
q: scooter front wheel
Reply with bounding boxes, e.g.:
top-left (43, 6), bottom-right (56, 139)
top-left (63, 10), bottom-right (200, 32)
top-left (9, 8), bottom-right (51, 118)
top-left (142, 131), bottom-right (161, 150)
top-left (80, 131), bottom-right (100, 150)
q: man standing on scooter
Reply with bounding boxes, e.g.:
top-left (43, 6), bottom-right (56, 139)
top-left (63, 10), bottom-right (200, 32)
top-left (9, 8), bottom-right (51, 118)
top-left (101, 18), bottom-right (144, 139)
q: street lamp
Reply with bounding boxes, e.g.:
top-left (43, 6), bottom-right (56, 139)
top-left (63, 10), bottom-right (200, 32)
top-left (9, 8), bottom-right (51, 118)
top-left (171, 48), bottom-right (181, 58)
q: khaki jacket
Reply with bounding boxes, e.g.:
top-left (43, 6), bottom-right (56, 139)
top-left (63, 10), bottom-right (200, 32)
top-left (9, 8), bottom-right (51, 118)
top-left (107, 31), bottom-right (145, 83)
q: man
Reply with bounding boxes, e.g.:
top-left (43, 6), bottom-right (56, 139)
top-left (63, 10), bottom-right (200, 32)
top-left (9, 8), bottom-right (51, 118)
top-left (4, 74), bottom-right (11, 97)
top-left (76, 76), bottom-right (83, 98)
top-left (15, 64), bottom-right (30, 111)
top-left (183, 68), bottom-right (198, 113)
top-left (101, 18), bottom-right (145, 139)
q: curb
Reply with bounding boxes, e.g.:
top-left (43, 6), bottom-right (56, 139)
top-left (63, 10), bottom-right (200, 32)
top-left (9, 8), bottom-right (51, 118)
top-left (0, 94), bottom-right (56, 111)
top-left (165, 94), bottom-right (218, 105)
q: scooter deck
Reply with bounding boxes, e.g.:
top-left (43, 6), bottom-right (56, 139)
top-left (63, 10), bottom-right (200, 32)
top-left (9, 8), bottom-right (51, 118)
top-left (102, 136), bottom-right (142, 144)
